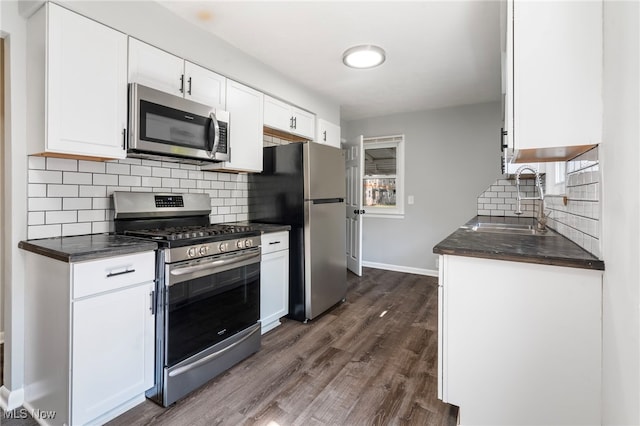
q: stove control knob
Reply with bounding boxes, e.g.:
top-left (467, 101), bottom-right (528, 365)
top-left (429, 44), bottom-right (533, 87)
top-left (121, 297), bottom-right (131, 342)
top-left (219, 243), bottom-right (226, 253)
top-left (237, 240), bottom-right (244, 249)
top-left (199, 246), bottom-right (208, 256)
top-left (245, 239), bottom-right (252, 248)
top-left (188, 247), bottom-right (197, 258)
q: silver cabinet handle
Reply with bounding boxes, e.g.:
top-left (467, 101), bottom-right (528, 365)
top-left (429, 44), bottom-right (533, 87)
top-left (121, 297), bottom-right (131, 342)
top-left (106, 269), bottom-right (135, 278)
top-left (323, 130), bottom-right (327, 141)
top-left (179, 74), bottom-right (185, 93)
top-left (269, 241), bottom-right (281, 245)
top-left (187, 77), bottom-right (192, 95)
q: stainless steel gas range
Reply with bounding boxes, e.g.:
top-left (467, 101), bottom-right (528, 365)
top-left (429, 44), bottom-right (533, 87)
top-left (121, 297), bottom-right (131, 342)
top-left (113, 192), bottom-right (261, 407)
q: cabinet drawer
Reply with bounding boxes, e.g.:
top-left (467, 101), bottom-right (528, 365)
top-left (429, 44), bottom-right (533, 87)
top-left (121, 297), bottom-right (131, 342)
top-left (261, 231), bottom-right (289, 254)
top-left (72, 251), bottom-right (155, 299)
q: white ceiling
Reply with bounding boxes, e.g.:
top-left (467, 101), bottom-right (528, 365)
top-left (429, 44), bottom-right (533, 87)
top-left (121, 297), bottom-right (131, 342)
top-left (158, 1), bottom-right (502, 122)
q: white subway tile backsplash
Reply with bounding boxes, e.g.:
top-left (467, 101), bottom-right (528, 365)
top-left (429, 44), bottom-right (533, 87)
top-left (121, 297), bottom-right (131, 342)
top-left (171, 169), bottom-right (189, 179)
top-left (180, 180), bottom-right (196, 189)
top-left (106, 163), bottom-right (130, 175)
top-left (29, 197), bottom-right (62, 211)
top-left (28, 155), bottom-right (249, 238)
top-left (78, 160), bottom-right (106, 173)
top-left (152, 167), bottom-right (171, 178)
top-left (63, 172), bottom-right (93, 185)
top-left (62, 222), bottom-right (92, 237)
top-left (48, 185), bottom-right (79, 197)
top-left (93, 174), bottom-right (118, 186)
top-left (78, 210), bottom-right (106, 222)
top-left (79, 185), bottom-right (107, 198)
top-left (131, 165), bottom-right (152, 176)
top-left (28, 212), bottom-right (45, 225)
top-left (29, 184), bottom-right (47, 197)
top-left (92, 221), bottom-right (113, 234)
top-left (46, 210), bottom-right (77, 224)
top-left (162, 178), bottom-right (180, 188)
top-left (29, 170), bottom-right (62, 184)
top-left (119, 175), bottom-right (142, 187)
top-left (29, 156), bottom-right (46, 170)
top-left (28, 224), bottom-right (61, 240)
top-left (141, 177), bottom-right (162, 187)
top-left (63, 198), bottom-right (92, 211)
top-left (46, 158), bottom-right (78, 171)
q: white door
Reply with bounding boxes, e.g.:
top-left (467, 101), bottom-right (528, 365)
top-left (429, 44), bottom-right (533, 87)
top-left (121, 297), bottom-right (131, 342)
top-left (184, 61), bottom-right (227, 110)
top-left (71, 281), bottom-right (154, 425)
top-left (47, 3), bottom-right (128, 159)
top-left (203, 80), bottom-right (264, 173)
top-left (345, 135), bottom-right (363, 276)
top-left (128, 38), bottom-right (184, 98)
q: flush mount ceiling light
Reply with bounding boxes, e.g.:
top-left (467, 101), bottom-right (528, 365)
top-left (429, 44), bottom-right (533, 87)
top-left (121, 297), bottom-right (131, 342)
top-left (342, 45), bottom-right (386, 69)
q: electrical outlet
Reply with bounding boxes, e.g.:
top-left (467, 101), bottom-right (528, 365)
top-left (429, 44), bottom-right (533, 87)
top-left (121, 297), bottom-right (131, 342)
top-left (408, 195), bottom-right (415, 205)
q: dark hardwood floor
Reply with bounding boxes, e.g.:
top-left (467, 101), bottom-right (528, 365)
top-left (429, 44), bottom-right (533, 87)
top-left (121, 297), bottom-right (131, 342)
top-left (108, 268), bottom-right (458, 426)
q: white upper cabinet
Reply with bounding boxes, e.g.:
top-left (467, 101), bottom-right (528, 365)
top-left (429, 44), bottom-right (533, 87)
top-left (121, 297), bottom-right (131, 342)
top-left (128, 38), bottom-right (184, 98)
top-left (202, 80), bottom-right (264, 173)
top-left (505, 0), bottom-right (602, 161)
top-left (183, 61), bottom-right (226, 108)
top-left (128, 38), bottom-right (226, 110)
top-left (27, 3), bottom-right (128, 160)
top-left (316, 119), bottom-right (341, 148)
top-left (264, 95), bottom-right (316, 140)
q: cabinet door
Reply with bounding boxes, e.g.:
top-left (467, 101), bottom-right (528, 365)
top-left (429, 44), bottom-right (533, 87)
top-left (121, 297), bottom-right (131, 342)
top-left (128, 38), bottom-right (185, 97)
top-left (316, 119), bottom-right (341, 148)
top-left (71, 281), bottom-right (155, 425)
top-left (203, 80), bottom-right (264, 173)
top-left (291, 107), bottom-right (315, 140)
top-left (264, 95), bottom-right (293, 133)
top-left (260, 249), bottom-right (289, 334)
top-left (512, 0), bottom-right (602, 150)
top-left (184, 61), bottom-right (226, 109)
top-left (47, 3), bottom-right (127, 159)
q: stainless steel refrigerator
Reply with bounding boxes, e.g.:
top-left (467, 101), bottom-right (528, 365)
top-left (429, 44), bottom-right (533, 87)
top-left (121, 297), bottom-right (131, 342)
top-left (249, 142), bottom-right (347, 321)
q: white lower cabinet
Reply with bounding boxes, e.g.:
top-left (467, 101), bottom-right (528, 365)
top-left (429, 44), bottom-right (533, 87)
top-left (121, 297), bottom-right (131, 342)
top-left (260, 231), bottom-right (289, 334)
top-left (24, 251), bottom-right (156, 426)
top-left (438, 255), bottom-right (602, 426)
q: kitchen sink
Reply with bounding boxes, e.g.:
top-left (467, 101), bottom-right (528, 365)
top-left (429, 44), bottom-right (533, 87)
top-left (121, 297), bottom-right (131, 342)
top-left (462, 222), bottom-right (556, 236)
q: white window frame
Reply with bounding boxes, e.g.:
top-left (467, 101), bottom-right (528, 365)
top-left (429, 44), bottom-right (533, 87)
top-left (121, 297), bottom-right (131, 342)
top-left (362, 134), bottom-right (405, 219)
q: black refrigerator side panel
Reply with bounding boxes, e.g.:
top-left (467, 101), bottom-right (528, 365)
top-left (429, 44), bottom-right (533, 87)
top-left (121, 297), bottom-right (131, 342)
top-left (248, 143), bottom-right (306, 321)
top-left (248, 144), bottom-right (304, 226)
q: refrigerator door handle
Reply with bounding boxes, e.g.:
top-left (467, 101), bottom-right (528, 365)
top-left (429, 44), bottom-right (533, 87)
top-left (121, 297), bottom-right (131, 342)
top-left (307, 198), bottom-right (345, 204)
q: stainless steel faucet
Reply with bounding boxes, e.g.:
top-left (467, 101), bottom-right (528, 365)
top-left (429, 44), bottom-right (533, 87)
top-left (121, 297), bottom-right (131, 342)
top-left (514, 165), bottom-right (547, 231)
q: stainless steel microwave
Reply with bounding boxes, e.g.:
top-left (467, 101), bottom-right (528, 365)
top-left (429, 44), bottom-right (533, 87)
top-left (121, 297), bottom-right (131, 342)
top-left (128, 83), bottom-right (229, 163)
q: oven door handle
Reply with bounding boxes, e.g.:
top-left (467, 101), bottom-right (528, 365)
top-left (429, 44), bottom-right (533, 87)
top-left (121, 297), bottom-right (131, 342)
top-left (168, 250), bottom-right (260, 283)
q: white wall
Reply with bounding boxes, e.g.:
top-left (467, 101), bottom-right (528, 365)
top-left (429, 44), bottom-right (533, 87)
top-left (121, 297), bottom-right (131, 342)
top-left (344, 102), bottom-right (501, 272)
top-left (601, 1), bottom-right (640, 424)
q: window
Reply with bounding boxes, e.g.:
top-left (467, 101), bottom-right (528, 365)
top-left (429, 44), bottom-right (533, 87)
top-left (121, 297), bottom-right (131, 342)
top-left (362, 135), bottom-right (405, 217)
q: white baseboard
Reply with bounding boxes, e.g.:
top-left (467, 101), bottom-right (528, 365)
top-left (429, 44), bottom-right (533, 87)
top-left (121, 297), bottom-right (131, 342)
top-left (362, 261), bottom-right (438, 277)
top-left (0, 385), bottom-right (25, 411)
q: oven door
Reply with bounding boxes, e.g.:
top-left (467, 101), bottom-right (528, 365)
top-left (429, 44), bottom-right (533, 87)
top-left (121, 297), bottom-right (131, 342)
top-left (129, 83), bottom-right (228, 162)
top-left (164, 247), bottom-right (260, 368)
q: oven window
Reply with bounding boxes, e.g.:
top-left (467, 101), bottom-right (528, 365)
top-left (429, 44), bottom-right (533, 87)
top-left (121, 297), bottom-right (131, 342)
top-left (140, 100), bottom-right (210, 150)
top-left (166, 262), bottom-right (260, 367)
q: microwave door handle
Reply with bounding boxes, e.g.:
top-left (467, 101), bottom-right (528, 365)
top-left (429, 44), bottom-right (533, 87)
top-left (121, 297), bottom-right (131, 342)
top-left (208, 112), bottom-right (220, 158)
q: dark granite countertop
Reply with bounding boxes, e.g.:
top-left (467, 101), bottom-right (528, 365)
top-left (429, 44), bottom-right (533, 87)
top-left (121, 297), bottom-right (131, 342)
top-left (433, 216), bottom-right (605, 271)
top-left (231, 221), bottom-right (291, 234)
top-left (19, 234), bottom-right (158, 263)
